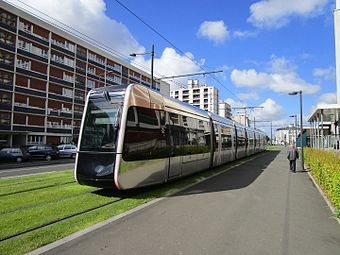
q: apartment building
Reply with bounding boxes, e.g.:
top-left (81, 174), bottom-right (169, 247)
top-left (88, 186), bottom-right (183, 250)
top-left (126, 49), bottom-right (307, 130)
top-left (218, 101), bottom-right (232, 119)
top-left (170, 79), bottom-right (219, 114)
top-left (0, 2), bottom-right (170, 147)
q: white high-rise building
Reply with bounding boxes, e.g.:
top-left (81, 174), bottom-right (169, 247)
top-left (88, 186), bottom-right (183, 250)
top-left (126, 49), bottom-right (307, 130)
top-left (219, 101), bottom-right (232, 119)
top-left (170, 80), bottom-right (219, 114)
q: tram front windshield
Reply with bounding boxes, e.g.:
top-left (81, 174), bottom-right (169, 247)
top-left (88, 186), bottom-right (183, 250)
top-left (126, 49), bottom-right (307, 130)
top-left (80, 96), bottom-right (122, 152)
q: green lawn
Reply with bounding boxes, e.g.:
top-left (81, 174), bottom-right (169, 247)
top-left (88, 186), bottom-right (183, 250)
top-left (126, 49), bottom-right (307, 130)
top-left (0, 152), bottom-right (265, 255)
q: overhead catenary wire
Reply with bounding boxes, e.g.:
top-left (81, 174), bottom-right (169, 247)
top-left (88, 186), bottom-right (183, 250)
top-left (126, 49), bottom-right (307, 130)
top-left (112, 0), bottom-right (242, 101)
top-left (5, 0), bottom-right (188, 89)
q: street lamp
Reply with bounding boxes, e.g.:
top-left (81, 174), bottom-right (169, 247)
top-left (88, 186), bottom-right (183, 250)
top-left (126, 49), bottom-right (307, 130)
top-left (288, 90), bottom-right (304, 170)
top-left (130, 44), bottom-right (154, 89)
top-left (289, 114), bottom-right (297, 145)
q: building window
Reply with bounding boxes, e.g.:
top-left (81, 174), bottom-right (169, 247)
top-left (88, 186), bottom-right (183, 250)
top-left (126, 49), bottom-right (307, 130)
top-left (0, 112), bottom-right (10, 125)
top-left (86, 79), bottom-right (95, 89)
top-left (0, 91), bottom-right (11, 104)
top-left (0, 31), bottom-right (15, 46)
top-left (27, 135), bottom-right (43, 145)
top-left (0, 71), bottom-right (13, 85)
top-left (0, 10), bottom-right (16, 27)
top-left (0, 51), bottom-right (14, 66)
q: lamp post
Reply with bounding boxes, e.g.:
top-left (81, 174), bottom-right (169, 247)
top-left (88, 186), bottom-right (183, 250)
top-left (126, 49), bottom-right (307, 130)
top-left (288, 90), bottom-right (304, 170)
top-left (289, 114), bottom-right (297, 145)
top-left (130, 44), bottom-right (154, 89)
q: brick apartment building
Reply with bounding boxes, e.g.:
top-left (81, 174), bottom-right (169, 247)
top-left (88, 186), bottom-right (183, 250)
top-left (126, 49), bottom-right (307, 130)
top-left (0, 1), bottom-right (170, 147)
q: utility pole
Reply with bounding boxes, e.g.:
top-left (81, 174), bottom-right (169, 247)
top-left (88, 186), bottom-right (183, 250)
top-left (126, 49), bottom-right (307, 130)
top-left (254, 120), bottom-right (273, 145)
top-left (232, 106), bottom-right (264, 127)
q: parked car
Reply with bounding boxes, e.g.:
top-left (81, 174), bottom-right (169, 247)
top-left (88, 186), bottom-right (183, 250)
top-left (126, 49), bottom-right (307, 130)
top-left (27, 145), bottom-right (60, 161)
top-left (0, 147), bottom-right (31, 163)
top-left (57, 144), bottom-right (77, 158)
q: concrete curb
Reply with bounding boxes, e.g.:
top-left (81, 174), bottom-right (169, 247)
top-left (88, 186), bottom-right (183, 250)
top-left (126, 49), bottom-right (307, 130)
top-left (27, 152), bottom-right (268, 255)
top-left (306, 168), bottom-right (340, 224)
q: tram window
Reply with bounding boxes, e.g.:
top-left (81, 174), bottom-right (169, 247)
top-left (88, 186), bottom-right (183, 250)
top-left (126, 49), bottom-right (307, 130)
top-left (123, 107), bottom-right (170, 161)
top-left (197, 120), bottom-right (210, 153)
top-left (169, 113), bottom-right (180, 126)
top-left (181, 116), bottom-right (198, 155)
top-left (137, 107), bottom-right (159, 128)
top-left (221, 125), bottom-right (232, 150)
top-left (236, 128), bottom-right (245, 148)
top-left (214, 124), bottom-right (219, 152)
top-left (80, 97), bottom-right (121, 152)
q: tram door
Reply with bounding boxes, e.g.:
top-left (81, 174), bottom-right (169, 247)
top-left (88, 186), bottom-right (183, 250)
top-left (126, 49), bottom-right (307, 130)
top-left (167, 113), bottom-right (182, 179)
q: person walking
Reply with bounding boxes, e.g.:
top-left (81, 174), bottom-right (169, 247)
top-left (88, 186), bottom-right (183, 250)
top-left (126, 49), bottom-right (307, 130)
top-left (287, 144), bottom-right (299, 173)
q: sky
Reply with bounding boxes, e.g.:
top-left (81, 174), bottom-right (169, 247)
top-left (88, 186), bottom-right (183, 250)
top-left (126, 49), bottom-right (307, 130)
top-left (6, 0), bottom-right (338, 133)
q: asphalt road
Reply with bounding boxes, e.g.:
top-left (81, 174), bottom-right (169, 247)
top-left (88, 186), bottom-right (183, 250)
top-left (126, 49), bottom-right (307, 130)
top-left (40, 150), bottom-right (340, 255)
top-left (0, 159), bottom-right (74, 178)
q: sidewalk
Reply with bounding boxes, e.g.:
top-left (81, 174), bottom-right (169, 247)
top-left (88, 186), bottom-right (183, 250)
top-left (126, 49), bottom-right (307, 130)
top-left (37, 150), bottom-right (340, 255)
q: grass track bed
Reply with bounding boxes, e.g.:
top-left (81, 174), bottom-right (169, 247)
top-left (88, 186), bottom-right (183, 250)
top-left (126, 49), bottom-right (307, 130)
top-left (0, 151), bottom-right (268, 255)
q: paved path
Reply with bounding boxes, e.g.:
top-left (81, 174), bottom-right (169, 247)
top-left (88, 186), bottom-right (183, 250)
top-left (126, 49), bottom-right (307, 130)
top-left (42, 150), bottom-right (340, 255)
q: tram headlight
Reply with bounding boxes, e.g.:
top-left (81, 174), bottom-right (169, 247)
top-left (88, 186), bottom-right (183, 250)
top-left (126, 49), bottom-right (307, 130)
top-left (94, 164), bottom-right (113, 176)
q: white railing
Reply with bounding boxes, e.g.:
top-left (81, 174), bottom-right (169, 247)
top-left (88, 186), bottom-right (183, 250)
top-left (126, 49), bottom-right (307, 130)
top-left (51, 39), bottom-right (75, 52)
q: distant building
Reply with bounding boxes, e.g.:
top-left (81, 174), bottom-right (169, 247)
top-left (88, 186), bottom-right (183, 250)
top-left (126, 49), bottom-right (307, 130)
top-left (218, 101), bottom-right (232, 119)
top-left (308, 2), bottom-right (340, 150)
top-left (232, 115), bottom-right (250, 127)
top-left (276, 126), bottom-right (294, 145)
top-left (0, 2), bottom-right (170, 148)
top-left (170, 79), bottom-right (219, 114)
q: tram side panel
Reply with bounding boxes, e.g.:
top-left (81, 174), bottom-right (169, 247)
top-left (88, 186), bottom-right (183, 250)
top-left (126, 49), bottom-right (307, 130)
top-left (235, 126), bottom-right (247, 159)
top-left (118, 106), bottom-right (170, 189)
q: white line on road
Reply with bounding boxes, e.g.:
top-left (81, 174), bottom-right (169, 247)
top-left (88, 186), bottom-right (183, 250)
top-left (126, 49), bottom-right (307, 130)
top-left (0, 163), bottom-right (74, 173)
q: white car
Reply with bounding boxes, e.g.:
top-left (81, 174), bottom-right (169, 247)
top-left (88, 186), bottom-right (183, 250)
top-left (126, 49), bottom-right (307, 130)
top-left (57, 144), bottom-right (77, 158)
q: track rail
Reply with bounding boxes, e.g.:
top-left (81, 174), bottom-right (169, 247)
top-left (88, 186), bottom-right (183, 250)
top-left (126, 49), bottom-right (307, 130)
top-left (0, 196), bottom-right (127, 242)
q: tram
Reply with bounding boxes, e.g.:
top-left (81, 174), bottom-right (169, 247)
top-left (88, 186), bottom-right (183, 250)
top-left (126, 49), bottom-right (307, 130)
top-left (75, 84), bottom-right (266, 190)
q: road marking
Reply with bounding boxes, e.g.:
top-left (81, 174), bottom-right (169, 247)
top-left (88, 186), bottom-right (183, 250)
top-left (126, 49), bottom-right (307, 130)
top-left (0, 163), bottom-right (74, 173)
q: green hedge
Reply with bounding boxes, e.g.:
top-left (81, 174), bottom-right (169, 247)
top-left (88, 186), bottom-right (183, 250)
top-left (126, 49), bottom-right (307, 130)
top-left (304, 148), bottom-right (340, 218)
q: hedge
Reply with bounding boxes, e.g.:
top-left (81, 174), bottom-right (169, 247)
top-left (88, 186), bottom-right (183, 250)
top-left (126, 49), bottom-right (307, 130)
top-left (304, 148), bottom-right (340, 218)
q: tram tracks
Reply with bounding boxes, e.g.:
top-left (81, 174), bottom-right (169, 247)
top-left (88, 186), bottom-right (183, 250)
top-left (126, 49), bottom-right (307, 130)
top-left (0, 196), bottom-right (127, 242)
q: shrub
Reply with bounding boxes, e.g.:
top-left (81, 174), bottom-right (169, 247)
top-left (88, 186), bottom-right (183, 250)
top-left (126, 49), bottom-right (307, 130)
top-left (304, 148), bottom-right (340, 218)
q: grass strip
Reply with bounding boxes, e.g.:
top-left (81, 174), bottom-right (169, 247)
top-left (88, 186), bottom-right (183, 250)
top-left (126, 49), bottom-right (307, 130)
top-left (0, 183), bottom-right (97, 214)
top-left (0, 191), bottom-right (123, 240)
top-left (0, 170), bottom-right (72, 187)
top-left (0, 174), bottom-right (74, 196)
top-left (0, 151), bottom-right (268, 255)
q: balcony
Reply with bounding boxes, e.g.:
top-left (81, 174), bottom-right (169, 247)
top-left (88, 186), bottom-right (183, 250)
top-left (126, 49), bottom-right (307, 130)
top-left (14, 102), bottom-right (45, 115)
top-left (51, 39), bottom-right (75, 55)
top-left (17, 40), bottom-right (48, 62)
top-left (16, 60), bottom-right (47, 80)
top-left (107, 63), bottom-right (122, 74)
top-left (51, 55), bottom-right (75, 71)
top-left (18, 23), bottom-right (49, 46)
top-left (88, 53), bottom-right (105, 67)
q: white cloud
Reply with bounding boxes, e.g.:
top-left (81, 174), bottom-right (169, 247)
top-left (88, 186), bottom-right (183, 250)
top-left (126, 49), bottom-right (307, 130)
top-left (267, 56), bottom-right (296, 74)
top-left (236, 92), bottom-right (260, 101)
top-left (224, 98), bottom-right (247, 108)
top-left (317, 92), bottom-right (337, 105)
top-left (251, 98), bottom-right (285, 121)
top-left (132, 48), bottom-right (204, 90)
top-left (248, 0), bottom-right (329, 29)
top-left (10, 0), bottom-right (144, 56)
top-left (313, 67), bottom-right (336, 81)
top-left (197, 20), bottom-right (230, 44)
top-left (232, 30), bottom-right (258, 38)
top-left (230, 56), bottom-right (320, 94)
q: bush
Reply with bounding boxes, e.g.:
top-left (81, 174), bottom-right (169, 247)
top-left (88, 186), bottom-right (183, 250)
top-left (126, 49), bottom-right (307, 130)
top-left (304, 148), bottom-right (340, 218)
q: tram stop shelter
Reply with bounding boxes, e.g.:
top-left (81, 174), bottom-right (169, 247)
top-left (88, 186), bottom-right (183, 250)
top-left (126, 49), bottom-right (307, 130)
top-left (308, 104), bottom-right (340, 150)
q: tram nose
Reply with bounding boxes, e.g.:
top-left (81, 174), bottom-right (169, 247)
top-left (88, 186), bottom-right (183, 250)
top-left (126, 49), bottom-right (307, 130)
top-left (76, 152), bottom-right (116, 188)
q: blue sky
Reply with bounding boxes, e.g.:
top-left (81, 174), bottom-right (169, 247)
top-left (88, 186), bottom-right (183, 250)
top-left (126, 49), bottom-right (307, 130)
top-left (9, 0), bottom-right (338, 130)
